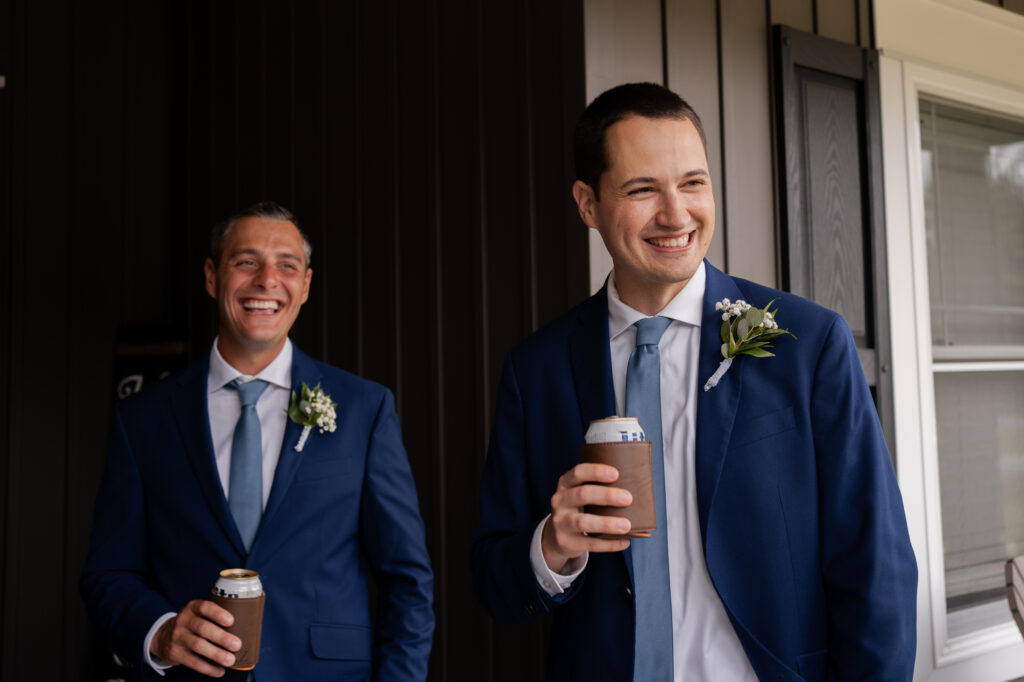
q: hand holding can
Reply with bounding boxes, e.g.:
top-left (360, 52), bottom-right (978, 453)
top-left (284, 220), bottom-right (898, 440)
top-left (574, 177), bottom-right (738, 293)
top-left (209, 569), bottom-right (266, 670)
top-left (580, 417), bottom-right (657, 538)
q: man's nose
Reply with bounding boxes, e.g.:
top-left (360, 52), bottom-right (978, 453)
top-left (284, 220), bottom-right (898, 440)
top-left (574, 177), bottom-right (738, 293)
top-left (657, 192), bottom-right (690, 229)
top-left (253, 262), bottom-right (278, 287)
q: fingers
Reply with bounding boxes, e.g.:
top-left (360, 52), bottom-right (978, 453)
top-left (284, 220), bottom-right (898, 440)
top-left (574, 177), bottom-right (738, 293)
top-left (559, 462), bottom-right (620, 488)
top-left (187, 600), bottom-right (235, 632)
top-left (553, 482), bottom-right (632, 510)
top-left (152, 599), bottom-right (242, 676)
top-left (553, 463), bottom-right (632, 512)
top-left (541, 463), bottom-right (635, 571)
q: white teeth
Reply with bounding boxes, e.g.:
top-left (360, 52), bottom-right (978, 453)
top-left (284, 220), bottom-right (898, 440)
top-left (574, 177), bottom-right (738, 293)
top-left (243, 300), bottom-right (279, 311)
top-left (649, 233), bottom-right (692, 248)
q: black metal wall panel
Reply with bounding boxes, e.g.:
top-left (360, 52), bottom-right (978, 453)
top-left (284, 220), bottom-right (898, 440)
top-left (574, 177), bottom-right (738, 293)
top-left (2, 0), bottom-right (586, 680)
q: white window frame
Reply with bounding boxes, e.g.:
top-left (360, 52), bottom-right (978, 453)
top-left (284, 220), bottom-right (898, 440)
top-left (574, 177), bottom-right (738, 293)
top-left (881, 57), bottom-right (1024, 681)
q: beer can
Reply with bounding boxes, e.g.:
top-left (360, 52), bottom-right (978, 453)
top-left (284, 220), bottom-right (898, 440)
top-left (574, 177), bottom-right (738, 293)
top-left (584, 416), bottom-right (645, 444)
top-left (212, 568), bottom-right (262, 599)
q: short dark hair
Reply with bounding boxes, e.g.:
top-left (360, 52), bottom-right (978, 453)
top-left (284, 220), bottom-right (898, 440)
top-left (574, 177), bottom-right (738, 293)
top-left (211, 201), bottom-right (312, 266)
top-left (574, 82), bottom-right (707, 199)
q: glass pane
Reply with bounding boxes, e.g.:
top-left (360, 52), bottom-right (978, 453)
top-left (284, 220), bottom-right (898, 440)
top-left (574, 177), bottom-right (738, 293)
top-left (935, 371), bottom-right (1024, 636)
top-left (920, 99), bottom-right (1024, 349)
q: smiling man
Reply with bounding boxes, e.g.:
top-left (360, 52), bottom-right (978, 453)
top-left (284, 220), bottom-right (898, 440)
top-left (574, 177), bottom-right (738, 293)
top-left (81, 202), bottom-right (434, 681)
top-left (471, 83), bottom-right (917, 681)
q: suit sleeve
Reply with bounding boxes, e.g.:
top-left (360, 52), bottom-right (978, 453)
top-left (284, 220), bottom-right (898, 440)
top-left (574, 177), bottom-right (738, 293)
top-left (470, 354), bottom-right (581, 626)
top-left (359, 389), bottom-right (435, 682)
top-left (811, 315), bottom-right (917, 680)
top-left (79, 403), bottom-right (175, 681)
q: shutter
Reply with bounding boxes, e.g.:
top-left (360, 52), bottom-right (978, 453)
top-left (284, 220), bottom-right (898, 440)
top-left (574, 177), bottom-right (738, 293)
top-left (771, 24), bottom-right (894, 455)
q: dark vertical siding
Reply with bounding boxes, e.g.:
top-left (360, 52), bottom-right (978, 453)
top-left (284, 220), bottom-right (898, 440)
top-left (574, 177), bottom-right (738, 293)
top-left (6, 0), bottom-right (73, 679)
top-left (2, 0), bottom-right (585, 680)
top-left (4, 0), bottom-right (184, 679)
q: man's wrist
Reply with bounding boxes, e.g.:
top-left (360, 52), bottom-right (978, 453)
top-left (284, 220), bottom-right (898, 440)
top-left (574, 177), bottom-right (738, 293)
top-left (530, 514), bottom-right (586, 596)
top-left (143, 612), bottom-right (178, 674)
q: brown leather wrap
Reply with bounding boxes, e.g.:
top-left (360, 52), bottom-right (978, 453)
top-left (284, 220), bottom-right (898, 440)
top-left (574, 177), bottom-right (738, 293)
top-left (581, 441), bottom-right (657, 537)
top-left (210, 590), bottom-right (265, 670)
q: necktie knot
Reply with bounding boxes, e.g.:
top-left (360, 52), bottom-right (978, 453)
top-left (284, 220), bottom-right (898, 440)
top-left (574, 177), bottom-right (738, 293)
top-left (634, 316), bottom-right (673, 347)
top-left (230, 379), bottom-right (269, 408)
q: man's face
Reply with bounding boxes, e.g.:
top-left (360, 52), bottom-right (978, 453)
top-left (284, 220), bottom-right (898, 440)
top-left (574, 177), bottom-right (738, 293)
top-left (574, 115), bottom-right (714, 313)
top-left (204, 216), bottom-right (312, 362)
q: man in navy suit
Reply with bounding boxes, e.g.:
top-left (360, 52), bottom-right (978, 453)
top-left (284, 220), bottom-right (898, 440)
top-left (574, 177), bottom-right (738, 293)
top-left (81, 202), bottom-right (433, 680)
top-left (471, 83), bottom-right (916, 680)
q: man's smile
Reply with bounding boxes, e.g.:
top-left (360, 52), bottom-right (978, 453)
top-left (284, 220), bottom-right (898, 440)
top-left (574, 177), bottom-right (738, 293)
top-left (241, 298), bottom-right (282, 314)
top-left (645, 231), bottom-right (696, 250)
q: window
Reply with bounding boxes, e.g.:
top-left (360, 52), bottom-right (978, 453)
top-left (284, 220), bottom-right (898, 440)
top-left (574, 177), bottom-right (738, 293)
top-left (919, 99), bottom-right (1024, 638)
top-left (881, 52), bottom-right (1024, 678)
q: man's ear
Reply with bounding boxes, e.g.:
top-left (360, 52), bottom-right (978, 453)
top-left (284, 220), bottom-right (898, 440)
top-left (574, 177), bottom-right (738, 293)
top-left (203, 258), bottom-right (217, 299)
top-left (572, 180), bottom-right (600, 229)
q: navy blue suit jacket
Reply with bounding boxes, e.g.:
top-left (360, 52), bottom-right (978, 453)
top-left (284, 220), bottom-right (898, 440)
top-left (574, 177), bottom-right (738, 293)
top-left (471, 262), bottom-right (916, 681)
top-left (81, 345), bottom-right (434, 681)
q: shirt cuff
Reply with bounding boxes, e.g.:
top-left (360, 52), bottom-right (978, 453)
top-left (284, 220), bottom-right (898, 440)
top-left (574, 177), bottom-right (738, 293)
top-left (143, 612), bottom-right (178, 674)
top-left (530, 514), bottom-right (587, 596)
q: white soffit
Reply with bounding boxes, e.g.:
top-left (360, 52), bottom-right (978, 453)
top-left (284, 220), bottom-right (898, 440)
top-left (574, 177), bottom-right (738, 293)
top-left (875, 0), bottom-right (1024, 90)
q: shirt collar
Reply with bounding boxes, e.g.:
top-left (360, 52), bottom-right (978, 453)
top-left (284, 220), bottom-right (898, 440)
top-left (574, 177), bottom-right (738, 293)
top-left (207, 337), bottom-right (293, 393)
top-left (607, 261), bottom-right (706, 340)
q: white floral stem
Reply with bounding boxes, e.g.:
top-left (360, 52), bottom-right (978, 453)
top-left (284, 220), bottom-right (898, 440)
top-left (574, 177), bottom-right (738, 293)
top-left (295, 425), bottom-right (312, 452)
top-left (703, 357), bottom-right (734, 392)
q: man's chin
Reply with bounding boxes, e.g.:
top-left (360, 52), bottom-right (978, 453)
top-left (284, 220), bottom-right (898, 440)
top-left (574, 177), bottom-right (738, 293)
top-left (220, 332), bottom-right (288, 356)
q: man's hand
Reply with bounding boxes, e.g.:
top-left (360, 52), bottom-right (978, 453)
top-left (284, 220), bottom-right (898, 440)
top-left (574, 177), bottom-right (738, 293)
top-left (151, 599), bottom-right (240, 677)
top-left (541, 462), bottom-right (632, 573)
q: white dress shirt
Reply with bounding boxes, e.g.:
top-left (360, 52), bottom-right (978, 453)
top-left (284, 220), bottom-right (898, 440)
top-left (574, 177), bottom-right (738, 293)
top-left (529, 263), bottom-right (756, 681)
top-left (143, 338), bottom-right (293, 674)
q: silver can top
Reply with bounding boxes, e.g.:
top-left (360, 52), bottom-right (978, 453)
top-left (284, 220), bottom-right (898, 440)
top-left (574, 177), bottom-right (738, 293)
top-left (585, 416), bottom-right (645, 444)
top-left (213, 568), bottom-right (263, 598)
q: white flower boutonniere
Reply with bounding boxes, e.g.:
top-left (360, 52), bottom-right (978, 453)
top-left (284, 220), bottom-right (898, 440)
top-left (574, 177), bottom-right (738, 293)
top-left (703, 298), bottom-right (796, 391)
top-left (287, 382), bottom-right (338, 452)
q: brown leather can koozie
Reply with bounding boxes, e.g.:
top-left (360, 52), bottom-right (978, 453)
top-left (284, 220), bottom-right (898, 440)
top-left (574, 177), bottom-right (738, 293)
top-left (210, 591), bottom-right (265, 670)
top-left (581, 441), bottom-right (657, 538)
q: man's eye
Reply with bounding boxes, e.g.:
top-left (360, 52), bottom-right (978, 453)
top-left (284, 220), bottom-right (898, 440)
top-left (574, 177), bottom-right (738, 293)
top-left (628, 186), bottom-right (654, 195)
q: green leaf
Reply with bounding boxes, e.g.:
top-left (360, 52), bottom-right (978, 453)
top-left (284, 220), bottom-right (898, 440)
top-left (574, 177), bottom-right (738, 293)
top-left (727, 333), bottom-right (737, 356)
top-left (720, 342), bottom-right (729, 358)
top-left (737, 319), bottom-right (750, 339)
top-left (741, 347), bottom-right (775, 358)
top-left (287, 388), bottom-right (311, 425)
top-left (720, 321), bottom-right (730, 343)
top-left (744, 307), bottom-right (764, 327)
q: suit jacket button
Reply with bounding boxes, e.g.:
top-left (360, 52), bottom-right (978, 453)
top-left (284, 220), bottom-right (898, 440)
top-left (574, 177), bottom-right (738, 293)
top-left (524, 602), bottom-right (537, 615)
top-left (622, 585), bottom-right (633, 600)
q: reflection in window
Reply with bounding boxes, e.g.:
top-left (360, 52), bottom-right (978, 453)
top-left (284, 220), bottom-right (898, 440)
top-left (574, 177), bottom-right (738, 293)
top-left (920, 97), bottom-right (1024, 638)
top-left (921, 100), bottom-right (1024, 352)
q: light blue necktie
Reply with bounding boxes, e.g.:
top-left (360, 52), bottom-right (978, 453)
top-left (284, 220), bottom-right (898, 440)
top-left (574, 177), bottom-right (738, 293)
top-left (227, 379), bottom-right (269, 552)
top-left (625, 316), bottom-right (674, 681)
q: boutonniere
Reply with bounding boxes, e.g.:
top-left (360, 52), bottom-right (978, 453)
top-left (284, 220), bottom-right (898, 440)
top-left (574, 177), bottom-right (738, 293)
top-left (703, 298), bottom-right (796, 391)
top-left (287, 382), bottom-right (338, 452)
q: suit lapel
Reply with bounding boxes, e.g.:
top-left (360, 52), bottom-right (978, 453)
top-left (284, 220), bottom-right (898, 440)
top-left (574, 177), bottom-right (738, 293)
top-left (568, 287), bottom-right (616, 431)
top-left (171, 358), bottom-right (248, 557)
top-left (694, 262), bottom-right (745, 540)
top-left (257, 345), bottom-right (323, 539)
top-left (570, 286), bottom-right (637, 583)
